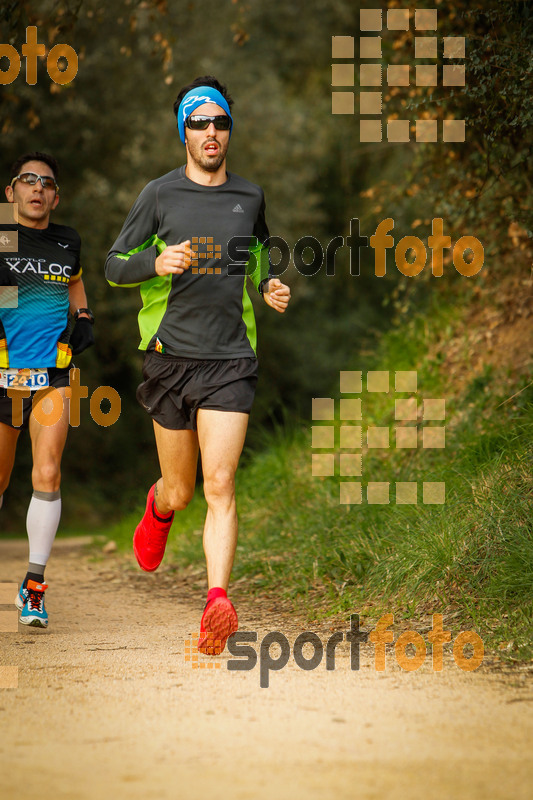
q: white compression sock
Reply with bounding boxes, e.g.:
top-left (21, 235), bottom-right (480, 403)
top-left (26, 490), bottom-right (62, 566)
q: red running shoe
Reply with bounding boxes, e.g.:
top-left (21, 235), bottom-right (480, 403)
top-left (198, 597), bottom-right (238, 655)
top-left (133, 484), bottom-right (174, 572)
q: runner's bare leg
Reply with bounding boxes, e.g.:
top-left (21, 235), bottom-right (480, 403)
top-left (152, 422), bottom-right (199, 514)
top-left (0, 422), bottom-right (20, 495)
top-left (29, 388), bottom-right (70, 491)
top-left (197, 409), bottom-right (249, 591)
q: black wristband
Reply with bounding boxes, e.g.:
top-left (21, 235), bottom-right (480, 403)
top-left (258, 278), bottom-right (271, 296)
top-left (74, 307), bottom-right (94, 324)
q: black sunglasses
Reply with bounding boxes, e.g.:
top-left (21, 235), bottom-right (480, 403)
top-left (10, 172), bottom-right (58, 191)
top-left (185, 115), bottom-right (231, 131)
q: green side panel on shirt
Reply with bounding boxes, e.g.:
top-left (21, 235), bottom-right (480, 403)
top-left (241, 281), bottom-right (257, 354)
top-left (138, 274), bottom-right (173, 350)
top-left (106, 234), bottom-right (170, 348)
top-left (246, 239), bottom-right (270, 290)
top-left (106, 235), bottom-right (166, 288)
top-left (241, 238), bottom-right (269, 354)
top-left (242, 236), bottom-right (270, 353)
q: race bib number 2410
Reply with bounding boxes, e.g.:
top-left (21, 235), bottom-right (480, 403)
top-left (0, 368), bottom-right (49, 390)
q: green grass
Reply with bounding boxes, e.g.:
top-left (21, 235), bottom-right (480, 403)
top-left (106, 297), bottom-right (533, 661)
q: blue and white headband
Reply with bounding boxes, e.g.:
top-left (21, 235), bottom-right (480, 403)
top-left (177, 86), bottom-right (233, 144)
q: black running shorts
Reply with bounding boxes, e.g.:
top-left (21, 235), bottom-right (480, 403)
top-left (0, 366), bottom-right (72, 431)
top-left (136, 351), bottom-right (259, 430)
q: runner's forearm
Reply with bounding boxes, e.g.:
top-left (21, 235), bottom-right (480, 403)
top-left (105, 246), bottom-right (158, 287)
top-left (105, 181), bottom-right (161, 287)
top-left (68, 277), bottom-right (88, 313)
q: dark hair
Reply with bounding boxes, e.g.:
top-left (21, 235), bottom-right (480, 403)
top-left (10, 152), bottom-right (59, 183)
top-left (173, 76), bottom-right (234, 118)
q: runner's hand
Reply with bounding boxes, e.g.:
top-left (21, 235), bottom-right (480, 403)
top-left (70, 318), bottom-right (95, 355)
top-left (155, 241), bottom-right (193, 276)
top-left (263, 278), bottom-right (291, 313)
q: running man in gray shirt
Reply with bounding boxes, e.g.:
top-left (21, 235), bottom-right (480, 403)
top-left (105, 75), bottom-right (290, 655)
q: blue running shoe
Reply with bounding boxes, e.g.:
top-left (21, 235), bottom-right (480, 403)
top-left (15, 581), bottom-right (27, 611)
top-left (19, 580), bottom-right (48, 628)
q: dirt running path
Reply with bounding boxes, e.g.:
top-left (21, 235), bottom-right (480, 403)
top-left (1, 538), bottom-right (532, 800)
